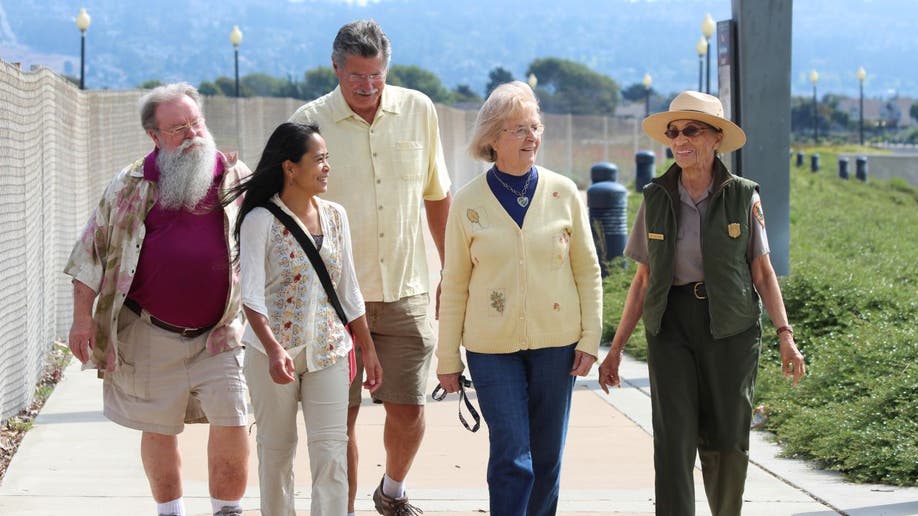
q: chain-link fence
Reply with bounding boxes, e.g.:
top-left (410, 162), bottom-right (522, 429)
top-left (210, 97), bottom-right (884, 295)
top-left (0, 60), bottom-right (661, 423)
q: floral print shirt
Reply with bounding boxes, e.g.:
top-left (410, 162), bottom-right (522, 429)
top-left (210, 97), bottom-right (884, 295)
top-left (239, 196), bottom-right (364, 372)
top-left (63, 151), bottom-right (250, 371)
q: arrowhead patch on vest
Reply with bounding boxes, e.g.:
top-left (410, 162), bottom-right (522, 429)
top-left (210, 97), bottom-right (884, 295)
top-left (727, 223), bottom-right (741, 238)
top-left (752, 200), bottom-right (765, 228)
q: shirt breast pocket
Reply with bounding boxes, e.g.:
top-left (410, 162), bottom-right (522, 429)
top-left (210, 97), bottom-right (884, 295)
top-left (394, 140), bottom-right (425, 179)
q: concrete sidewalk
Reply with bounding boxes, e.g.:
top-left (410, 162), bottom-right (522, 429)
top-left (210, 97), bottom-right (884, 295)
top-left (3, 347), bottom-right (917, 515)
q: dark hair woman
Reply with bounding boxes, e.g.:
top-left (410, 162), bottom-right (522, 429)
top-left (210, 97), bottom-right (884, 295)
top-left (224, 121), bottom-right (382, 515)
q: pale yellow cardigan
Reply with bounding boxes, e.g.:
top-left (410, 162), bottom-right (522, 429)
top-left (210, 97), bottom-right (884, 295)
top-left (436, 167), bottom-right (603, 375)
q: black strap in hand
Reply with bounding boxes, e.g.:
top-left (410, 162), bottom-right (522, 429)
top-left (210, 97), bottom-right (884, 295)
top-left (432, 374), bottom-right (481, 432)
top-left (260, 202), bottom-right (348, 327)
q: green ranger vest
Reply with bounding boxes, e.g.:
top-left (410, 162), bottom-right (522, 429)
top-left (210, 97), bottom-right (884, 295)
top-left (642, 158), bottom-right (761, 339)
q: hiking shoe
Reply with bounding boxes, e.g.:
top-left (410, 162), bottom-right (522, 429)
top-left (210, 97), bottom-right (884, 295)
top-left (214, 506), bottom-right (243, 516)
top-left (372, 477), bottom-right (423, 515)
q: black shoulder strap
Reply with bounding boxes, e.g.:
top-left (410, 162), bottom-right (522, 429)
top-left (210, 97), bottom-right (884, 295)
top-left (261, 202), bottom-right (348, 327)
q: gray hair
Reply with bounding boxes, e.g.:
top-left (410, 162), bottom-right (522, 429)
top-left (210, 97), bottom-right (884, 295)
top-left (138, 82), bottom-right (202, 132)
top-left (468, 81), bottom-right (541, 162)
top-left (331, 19), bottom-right (392, 69)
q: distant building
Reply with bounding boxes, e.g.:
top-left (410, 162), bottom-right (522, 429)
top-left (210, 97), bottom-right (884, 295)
top-left (838, 96), bottom-right (915, 129)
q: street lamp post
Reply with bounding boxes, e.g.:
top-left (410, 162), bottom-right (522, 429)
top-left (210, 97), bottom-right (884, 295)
top-left (701, 13), bottom-right (715, 94)
top-left (75, 8), bottom-right (91, 90)
top-left (527, 73), bottom-right (538, 90)
top-left (810, 70), bottom-right (819, 143)
top-left (857, 66), bottom-right (866, 145)
top-left (642, 73), bottom-right (652, 117)
top-left (695, 36), bottom-right (707, 92)
top-left (230, 25), bottom-right (243, 98)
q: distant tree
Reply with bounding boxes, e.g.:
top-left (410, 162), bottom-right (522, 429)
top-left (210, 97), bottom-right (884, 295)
top-left (526, 57), bottom-right (619, 115)
top-left (198, 81), bottom-right (223, 96)
top-left (911, 101), bottom-right (918, 123)
top-left (278, 74), bottom-right (303, 99)
top-left (241, 73), bottom-right (286, 97)
top-left (214, 76), bottom-right (244, 97)
top-left (790, 95), bottom-right (835, 139)
top-left (387, 65), bottom-right (453, 103)
top-left (301, 67), bottom-right (338, 101)
top-left (822, 94), bottom-right (850, 129)
top-left (621, 82), bottom-right (654, 102)
top-left (452, 84), bottom-right (483, 106)
top-left (138, 79), bottom-right (163, 89)
top-left (485, 67), bottom-right (514, 98)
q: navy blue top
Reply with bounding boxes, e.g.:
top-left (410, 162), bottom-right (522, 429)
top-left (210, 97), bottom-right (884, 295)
top-left (486, 166), bottom-right (539, 228)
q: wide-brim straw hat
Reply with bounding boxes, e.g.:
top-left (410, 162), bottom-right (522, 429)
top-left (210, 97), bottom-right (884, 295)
top-left (642, 90), bottom-right (747, 153)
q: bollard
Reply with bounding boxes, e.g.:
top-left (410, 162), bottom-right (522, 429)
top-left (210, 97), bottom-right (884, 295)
top-left (591, 161), bottom-right (618, 183)
top-left (810, 153), bottom-right (820, 172)
top-left (856, 156), bottom-right (868, 182)
top-left (635, 151), bottom-right (655, 192)
top-left (796, 151), bottom-right (804, 168)
top-left (665, 147), bottom-right (674, 160)
top-left (838, 157), bottom-right (849, 179)
top-left (587, 162), bottom-right (628, 276)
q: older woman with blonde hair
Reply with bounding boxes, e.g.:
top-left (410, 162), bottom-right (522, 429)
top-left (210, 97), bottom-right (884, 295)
top-left (598, 91), bottom-right (806, 515)
top-left (436, 81), bottom-right (603, 516)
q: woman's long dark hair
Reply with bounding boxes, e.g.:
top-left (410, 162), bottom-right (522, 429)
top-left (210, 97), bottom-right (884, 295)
top-left (222, 121), bottom-right (321, 263)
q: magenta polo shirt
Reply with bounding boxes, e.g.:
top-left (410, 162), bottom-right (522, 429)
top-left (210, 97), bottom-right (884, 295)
top-left (127, 149), bottom-right (230, 328)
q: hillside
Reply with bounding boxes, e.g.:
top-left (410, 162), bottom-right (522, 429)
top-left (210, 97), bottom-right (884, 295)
top-left (1, 0), bottom-right (916, 98)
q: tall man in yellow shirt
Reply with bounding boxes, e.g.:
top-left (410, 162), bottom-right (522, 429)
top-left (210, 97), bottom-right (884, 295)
top-left (289, 19), bottom-right (451, 516)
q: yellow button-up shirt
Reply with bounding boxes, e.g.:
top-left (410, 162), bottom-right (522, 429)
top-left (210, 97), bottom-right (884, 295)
top-left (290, 85), bottom-right (451, 302)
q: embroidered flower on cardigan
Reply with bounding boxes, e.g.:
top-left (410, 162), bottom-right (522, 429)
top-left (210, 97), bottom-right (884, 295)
top-left (489, 289), bottom-right (506, 314)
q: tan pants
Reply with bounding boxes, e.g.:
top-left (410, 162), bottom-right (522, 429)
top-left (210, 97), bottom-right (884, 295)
top-left (244, 348), bottom-right (349, 515)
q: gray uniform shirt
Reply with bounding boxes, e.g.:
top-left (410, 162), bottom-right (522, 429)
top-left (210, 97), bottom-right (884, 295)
top-left (624, 181), bottom-right (769, 285)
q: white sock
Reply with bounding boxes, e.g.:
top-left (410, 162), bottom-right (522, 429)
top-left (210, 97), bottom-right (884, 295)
top-left (382, 473), bottom-right (406, 499)
top-left (211, 497), bottom-right (242, 514)
top-left (156, 497), bottom-right (185, 516)
top-left (348, 513), bottom-right (357, 516)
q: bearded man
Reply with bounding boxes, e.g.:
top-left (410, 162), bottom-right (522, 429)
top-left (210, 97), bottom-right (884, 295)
top-left (65, 83), bottom-right (251, 516)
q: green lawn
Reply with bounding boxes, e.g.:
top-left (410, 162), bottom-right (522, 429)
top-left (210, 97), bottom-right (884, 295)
top-left (601, 147), bottom-right (918, 485)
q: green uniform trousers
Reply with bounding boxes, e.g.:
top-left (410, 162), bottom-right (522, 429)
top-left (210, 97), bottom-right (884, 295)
top-left (646, 284), bottom-right (761, 516)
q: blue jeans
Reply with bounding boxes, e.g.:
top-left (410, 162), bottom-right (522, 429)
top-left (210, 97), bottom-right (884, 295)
top-left (467, 343), bottom-right (577, 516)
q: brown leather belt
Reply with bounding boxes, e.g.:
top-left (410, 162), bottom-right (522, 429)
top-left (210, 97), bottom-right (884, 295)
top-left (123, 298), bottom-right (214, 338)
top-left (674, 281), bottom-right (707, 300)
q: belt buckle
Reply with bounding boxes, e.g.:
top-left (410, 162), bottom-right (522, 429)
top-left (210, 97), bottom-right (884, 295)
top-left (693, 282), bottom-right (707, 300)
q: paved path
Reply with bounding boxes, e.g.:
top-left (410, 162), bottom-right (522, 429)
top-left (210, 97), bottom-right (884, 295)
top-left (3, 348), bottom-right (917, 515)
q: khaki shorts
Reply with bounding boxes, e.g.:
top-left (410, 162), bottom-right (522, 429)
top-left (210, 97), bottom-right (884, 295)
top-left (349, 293), bottom-right (435, 407)
top-left (103, 308), bottom-right (248, 435)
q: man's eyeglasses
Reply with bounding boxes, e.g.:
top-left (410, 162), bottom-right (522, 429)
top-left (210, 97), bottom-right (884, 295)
top-left (158, 117), bottom-right (206, 137)
top-left (502, 123), bottom-right (545, 140)
top-left (346, 72), bottom-right (385, 83)
top-left (663, 124), bottom-right (719, 140)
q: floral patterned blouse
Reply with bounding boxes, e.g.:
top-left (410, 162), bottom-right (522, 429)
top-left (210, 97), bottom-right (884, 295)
top-left (63, 152), bottom-right (250, 371)
top-left (239, 196), bottom-right (364, 372)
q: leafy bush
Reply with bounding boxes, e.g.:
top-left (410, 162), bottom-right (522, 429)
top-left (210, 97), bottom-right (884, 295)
top-left (601, 149), bottom-right (918, 485)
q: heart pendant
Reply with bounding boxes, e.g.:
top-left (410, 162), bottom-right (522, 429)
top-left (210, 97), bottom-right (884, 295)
top-left (517, 196), bottom-right (529, 208)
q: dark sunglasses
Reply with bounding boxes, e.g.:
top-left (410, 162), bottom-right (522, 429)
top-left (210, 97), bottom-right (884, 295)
top-left (664, 125), bottom-right (719, 139)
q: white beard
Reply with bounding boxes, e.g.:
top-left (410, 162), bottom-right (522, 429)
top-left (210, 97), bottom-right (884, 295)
top-left (156, 135), bottom-right (218, 211)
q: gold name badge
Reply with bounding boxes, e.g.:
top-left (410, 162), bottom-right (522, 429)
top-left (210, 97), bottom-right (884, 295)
top-left (648, 233), bottom-right (665, 240)
top-left (728, 223), bottom-right (741, 238)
